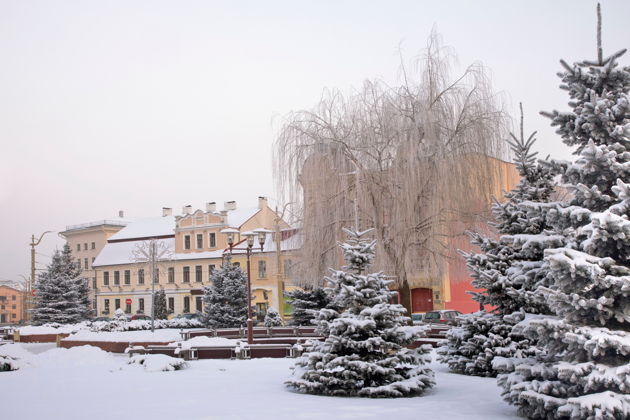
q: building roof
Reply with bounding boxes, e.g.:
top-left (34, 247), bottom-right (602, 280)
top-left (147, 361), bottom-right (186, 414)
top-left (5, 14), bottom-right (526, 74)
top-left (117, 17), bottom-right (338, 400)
top-left (108, 216), bottom-right (176, 242)
top-left (225, 207), bottom-right (261, 228)
top-left (92, 232), bottom-right (301, 268)
top-left (61, 217), bottom-right (133, 235)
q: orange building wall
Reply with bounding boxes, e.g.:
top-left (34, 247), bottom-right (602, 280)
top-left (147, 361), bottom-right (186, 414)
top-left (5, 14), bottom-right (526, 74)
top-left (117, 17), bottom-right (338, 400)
top-left (0, 285), bottom-right (24, 324)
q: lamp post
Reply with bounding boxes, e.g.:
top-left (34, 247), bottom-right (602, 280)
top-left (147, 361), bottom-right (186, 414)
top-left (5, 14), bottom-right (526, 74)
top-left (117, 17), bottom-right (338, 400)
top-left (221, 227), bottom-right (270, 344)
top-left (27, 231), bottom-right (52, 323)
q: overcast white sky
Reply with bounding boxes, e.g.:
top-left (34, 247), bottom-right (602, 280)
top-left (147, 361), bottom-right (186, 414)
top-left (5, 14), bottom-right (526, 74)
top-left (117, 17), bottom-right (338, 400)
top-left (1, 0), bottom-right (629, 283)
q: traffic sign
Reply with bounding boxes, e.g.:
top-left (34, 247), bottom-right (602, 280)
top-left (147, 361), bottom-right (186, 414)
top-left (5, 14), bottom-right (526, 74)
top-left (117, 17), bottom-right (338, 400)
top-left (125, 298), bottom-right (132, 305)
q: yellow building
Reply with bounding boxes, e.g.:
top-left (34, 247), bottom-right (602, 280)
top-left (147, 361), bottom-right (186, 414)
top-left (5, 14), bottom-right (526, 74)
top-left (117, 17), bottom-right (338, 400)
top-left (92, 198), bottom-right (298, 319)
top-left (59, 213), bottom-right (131, 310)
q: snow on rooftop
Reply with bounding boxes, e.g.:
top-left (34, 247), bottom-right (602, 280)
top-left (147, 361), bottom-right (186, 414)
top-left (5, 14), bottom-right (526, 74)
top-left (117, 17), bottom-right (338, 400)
top-left (93, 232), bottom-right (300, 267)
top-left (108, 216), bottom-right (176, 241)
top-left (93, 238), bottom-right (175, 267)
top-left (225, 207), bottom-right (261, 228)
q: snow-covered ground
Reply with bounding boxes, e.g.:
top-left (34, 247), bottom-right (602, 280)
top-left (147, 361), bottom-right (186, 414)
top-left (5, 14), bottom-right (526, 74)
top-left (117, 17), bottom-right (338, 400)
top-left (1, 344), bottom-right (519, 420)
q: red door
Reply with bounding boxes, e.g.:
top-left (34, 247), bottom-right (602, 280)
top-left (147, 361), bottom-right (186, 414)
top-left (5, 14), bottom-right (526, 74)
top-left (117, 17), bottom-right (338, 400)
top-left (411, 288), bottom-right (433, 313)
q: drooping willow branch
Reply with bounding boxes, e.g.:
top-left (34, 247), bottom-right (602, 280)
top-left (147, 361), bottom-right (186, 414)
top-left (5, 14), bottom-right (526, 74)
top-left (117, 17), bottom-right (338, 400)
top-left (274, 32), bottom-right (511, 292)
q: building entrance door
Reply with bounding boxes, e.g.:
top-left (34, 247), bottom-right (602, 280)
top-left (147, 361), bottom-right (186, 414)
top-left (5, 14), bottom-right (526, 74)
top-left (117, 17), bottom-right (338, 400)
top-left (411, 288), bottom-right (433, 313)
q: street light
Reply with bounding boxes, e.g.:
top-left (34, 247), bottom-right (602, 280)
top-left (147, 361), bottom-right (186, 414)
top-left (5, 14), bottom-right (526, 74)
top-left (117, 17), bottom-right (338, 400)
top-left (220, 227), bottom-right (270, 344)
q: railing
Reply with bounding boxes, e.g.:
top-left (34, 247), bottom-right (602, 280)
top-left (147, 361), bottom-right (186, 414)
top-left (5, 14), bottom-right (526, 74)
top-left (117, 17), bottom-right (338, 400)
top-left (64, 219), bottom-right (130, 232)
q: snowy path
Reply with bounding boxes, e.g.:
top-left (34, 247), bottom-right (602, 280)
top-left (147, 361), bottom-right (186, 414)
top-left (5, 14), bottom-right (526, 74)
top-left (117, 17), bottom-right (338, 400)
top-left (0, 346), bottom-right (519, 420)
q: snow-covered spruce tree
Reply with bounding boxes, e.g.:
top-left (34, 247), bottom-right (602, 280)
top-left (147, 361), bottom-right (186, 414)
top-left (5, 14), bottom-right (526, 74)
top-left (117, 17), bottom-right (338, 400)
top-left (498, 19), bottom-right (630, 419)
top-left (32, 244), bottom-right (90, 325)
top-left (286, 228), bottom-right (434, 397)
top-left (285, 287), bottom-right (331, 326)
top-left (203, 257), bottom-right (248, 329)
top-left (264, 307), bottom-right (283, 327)
top-left (153, 290), bottom-right (168, 319)
top-left (438, 106), bottom-right (558, 377)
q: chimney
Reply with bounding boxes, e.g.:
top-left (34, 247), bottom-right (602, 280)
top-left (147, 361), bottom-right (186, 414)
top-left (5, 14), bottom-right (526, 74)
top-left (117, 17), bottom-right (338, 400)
top-left (224, 201), bottom-right (237, 211)
top-left (162, 207), bottom-right (172, 217)
top-left (206, 202), bottom-right (216, 212)
top-left (183, 205), bottom-right (193, 215)
top-left (258, 196), bottom-right (268, 210)
top-left (118, 210), bottom-right (124, 218)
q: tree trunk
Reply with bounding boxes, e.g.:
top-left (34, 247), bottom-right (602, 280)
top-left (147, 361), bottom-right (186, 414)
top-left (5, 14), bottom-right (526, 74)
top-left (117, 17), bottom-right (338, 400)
top-left (398, 280), bottom-right (413, 319)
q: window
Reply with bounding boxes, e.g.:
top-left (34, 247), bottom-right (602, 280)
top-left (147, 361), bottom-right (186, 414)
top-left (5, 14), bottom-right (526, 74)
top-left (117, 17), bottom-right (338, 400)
top-left (77, 258), bottom-right (81, 267)
top-left (195, 265), bottom-right (202, 282)
top-left (92, 257), bottom-right (95, 263)
top-left (84, 258), bottom-right (89, 269)
top-left (125, 301), bottom-right (131, 314)
top-left (104, 299), bottom-right (110, 313)
top-left (84, 243), bottom-right (88, 251)
top-left (258, 260), bottom-right (267, 278)
top-left (183, 296), bottom-right (190, 313)
top-left (184, 235), bottom-right (191, 250)
top-left (114, 271), bottom-right (120, 286)
top-left (195, 296), bottom-right (202, 312)
top-left (234, 262), bottom-right (240, 268)
top-left (12, 305), bottom-right (16, 309)
top-left (115, 299), bottom-right (121, 310)
top-left (138, 269), bottom-right (145, 285)
top-left (196, 234), bottom-right (203, 249)
top-left (76, 244), bottom-right (80, 252)
top-left (168, 297), bottom-right (175, 313)
top-left (91, 242), bottom-right (95, 250)
top-left (124, 270), bottom-right (131, 285)
top-left (168, 267), bottom-right (175, 283)
top-left (209, 232), bottom-right (216, 248)
top-left (183, 266), bottom-right (190, 283)
top-left (139, 298), bottom-right (145, 313)
top-left (12, 295), bottom-right (16, 301)
top-left (153, 268), bottom-right (159, 284)
top-left (208, 264), bottom-right (215, 278)
top-left (103, 272), bottom-right (109, 286)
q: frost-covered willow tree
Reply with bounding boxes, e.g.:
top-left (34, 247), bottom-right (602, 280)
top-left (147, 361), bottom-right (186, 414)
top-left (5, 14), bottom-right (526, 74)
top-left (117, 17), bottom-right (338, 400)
top-left (438, 106), bottom-right (558, 377)
top-left (499, 8), bottom-right (630, 418)
top-left (286, 228), bottom-right (434, 397)
top-left (274, 33), bottom-right (510, 313)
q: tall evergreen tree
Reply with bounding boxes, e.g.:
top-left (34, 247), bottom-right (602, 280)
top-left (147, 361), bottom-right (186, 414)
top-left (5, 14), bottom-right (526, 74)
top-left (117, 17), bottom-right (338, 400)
top-left (499, 11), bottom-right (630, 418)
top-left (153, 289), bottom-right (168, 320)
top-left (438, 106), bottom-right (558, 377)
top-left (284, 287), bottom-right (331, 326)
top-left (286, 228), bottom-right (434, 398)
top-left (32, 244), bottom-right (88, 324)
top-left (202, 257), bottom-right (248, 328)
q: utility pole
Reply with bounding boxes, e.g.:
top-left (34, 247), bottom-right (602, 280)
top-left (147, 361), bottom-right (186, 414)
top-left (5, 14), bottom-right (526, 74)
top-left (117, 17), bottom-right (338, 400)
top-left (28, 231), bottom-right (52, 323)
top-left (150, 239), bottom-right (156, 333)
top-left (274, 207), bottom-right (284, 321)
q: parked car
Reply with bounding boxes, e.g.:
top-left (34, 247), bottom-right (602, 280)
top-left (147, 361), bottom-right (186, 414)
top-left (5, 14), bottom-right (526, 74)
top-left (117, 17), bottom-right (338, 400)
top-left (131, 314), bottom-right (152, 321)
top-left (423, 310), bottom-right (462, 325)
top-left (411, 313), bottom-right (425, 325)
top-left (92, 316), bottom-right (111, 322)
top-left (174, 313), bottom-right (202, 321)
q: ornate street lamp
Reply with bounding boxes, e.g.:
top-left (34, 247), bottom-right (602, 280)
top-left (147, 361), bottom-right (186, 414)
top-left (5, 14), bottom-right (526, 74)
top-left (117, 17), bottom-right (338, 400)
top-left (220, 227), bottom-right (270, 344)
